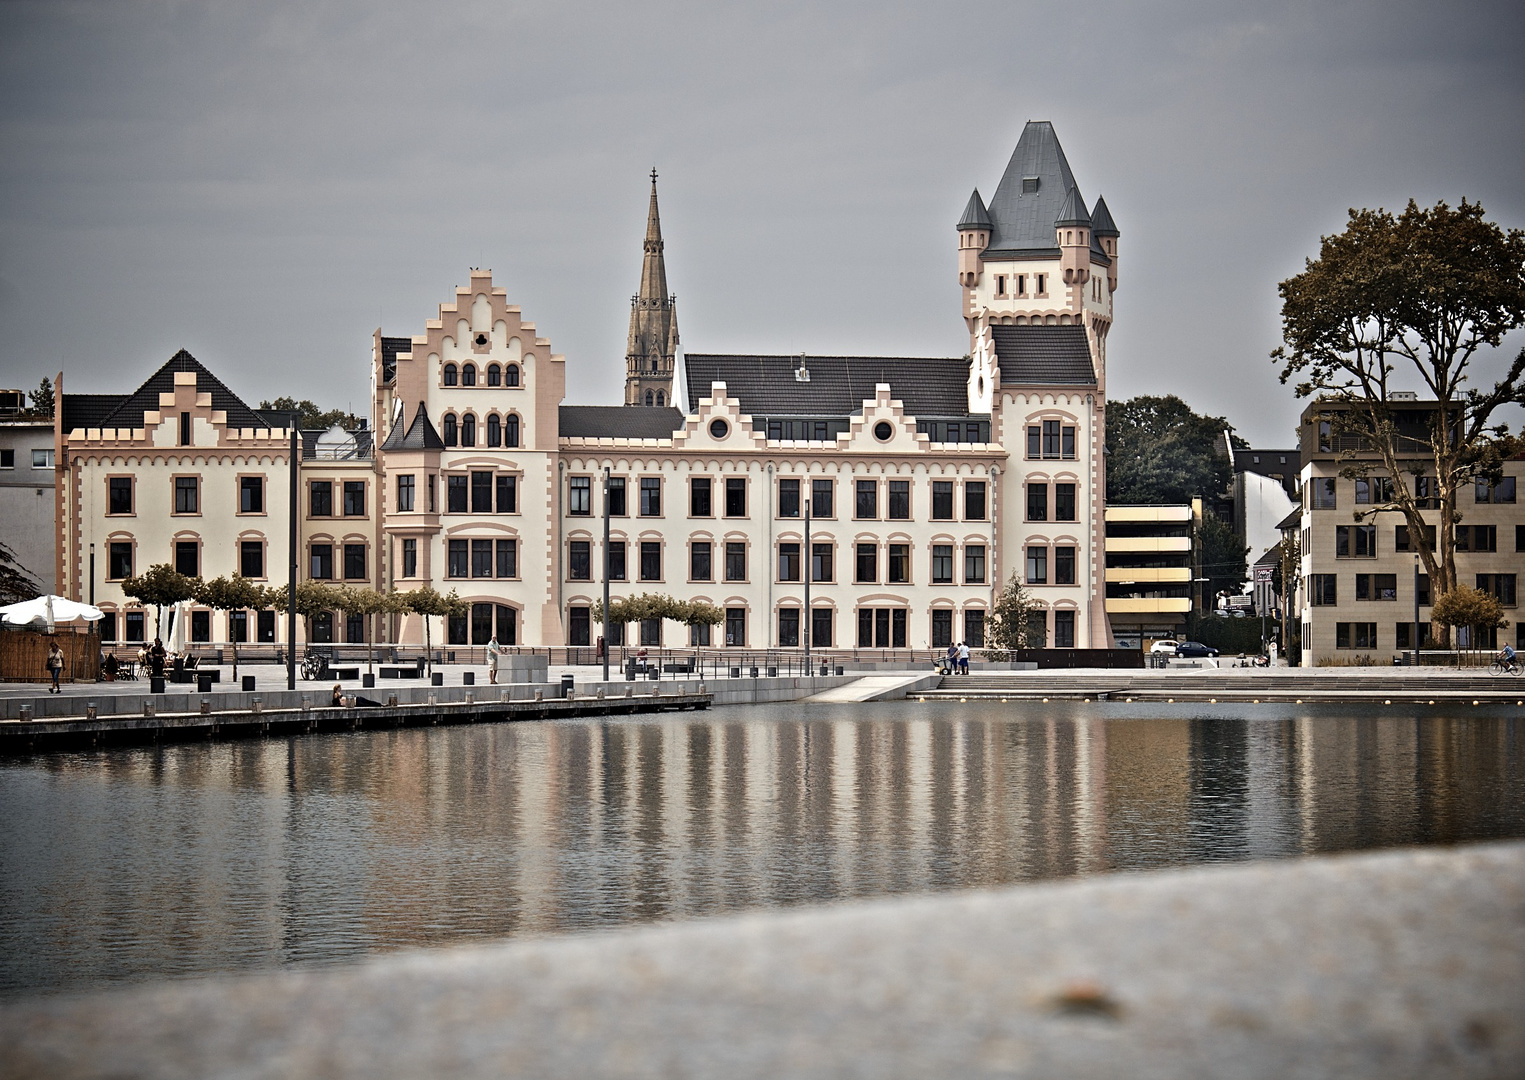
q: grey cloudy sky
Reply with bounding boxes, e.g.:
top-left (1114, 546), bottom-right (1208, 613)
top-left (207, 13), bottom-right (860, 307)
top-left (1, 0), bottom-right (1522, 445)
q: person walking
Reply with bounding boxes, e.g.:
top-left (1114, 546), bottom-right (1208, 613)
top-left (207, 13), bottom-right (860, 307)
top-left (958, 641), bottom-right (971, 675)
top-left (148, 638), bottom-right (167, 678)
top-left (486, 634), bottom-right (502, 685)
top-left (946, 641), bottom-right (959, 675)
top-left (46, 642), bottom-right (64, 693)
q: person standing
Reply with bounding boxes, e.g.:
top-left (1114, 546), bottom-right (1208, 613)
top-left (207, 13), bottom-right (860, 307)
top-left (149, 638), bottom-right (167, 678)
top-left (46, 642), bottom-right (64, 693)
top-left (958, 641), bottom-right (970, 675)
top-left (945, 641), bottom-right (959, 675)
top-left (486, 634), bottom-right (502, 685)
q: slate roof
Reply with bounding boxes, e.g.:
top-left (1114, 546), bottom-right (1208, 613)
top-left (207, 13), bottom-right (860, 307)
top-left (1275, 508), bottom-right (1302, 531)
top-left (1055, 186), bottom-right (1090, 227)
top-left (380, 403), bottom-right (445, 451)
top-left (61, 394), bottom-right (126, 432)
top-left (1235, 449), bottom-right (1301, 478)
top-left (957, 189), bottom-right (991, 230)
top-left (990, 326), bottom-right (1096, 386)
top-left (982, 121), bottom-right (1108, 263)
top-left (683, 355), bottom-right (973, 418)
top-left (558, 405), bottom-right (685, 440)
top-left (379, 337), bottom-right (412, 384)
top-left (1090, 196), bottom-right (1118, 237)
top-left (89, 349), bottom-right (269, 431)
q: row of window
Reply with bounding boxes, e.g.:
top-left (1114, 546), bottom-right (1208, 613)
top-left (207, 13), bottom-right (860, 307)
top-left (441, 362), bottom-right (520, 387)
top-left (560, 539), bottom-right (991, 586)
top-left (106, 538), bottom-right (271, 582)
top-left (1328, 622), bottom-right (1525, 651)
top-left (1329, 523), bottom-right (1523, 558)
top-left (992, 272), bottom-right (1049, 299)
top-left (107, 475), bottom-right (269, 517)
top-left (441, 411), bottom-right (520, 448)
top-left (99, 607), bottom-right (393, 645)
top-left (1026, 482), bottom-right (1078, 522)
top-left (567, 476), bottom-right (993, 522)
top-left (1307, 475), bottom-right (1515, 509)
top-left (1308, 573), bottom-right (1516, 607)
top-left (0, 449), bottom-right (53, 469)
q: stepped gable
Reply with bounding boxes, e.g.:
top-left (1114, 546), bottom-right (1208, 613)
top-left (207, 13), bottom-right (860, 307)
top-left (559, 405), bottom-right (685, 439)
top-left (990, 326), bottom-right (1097, 386)
top-left (93, 349), bottom-right (268, 431)
top-left (683, 355), bottom-right (972, 418)
top-left (380, 402), bottom-right (445, 451)
top-left (379, 336), bottom-right (412, 384)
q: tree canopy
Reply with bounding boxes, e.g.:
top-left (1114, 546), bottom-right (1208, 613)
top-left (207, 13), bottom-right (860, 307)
top-left (121, 563), bottom-right (201, 637)
top-left (0, 539), bottom-right (41, 604)
top-left (1105, 395), bottom-right (1244, 505)
top-left (26, 378), bottom-right (53, 419)
top-left (981, 573), bottom-right (1041, 659)
top-left (1198, 513), bottom-right (1250, 601)
top-left (1272, 198), bottom-right (1525, 617)
top-left (257, 396), bottom-right (364, 432)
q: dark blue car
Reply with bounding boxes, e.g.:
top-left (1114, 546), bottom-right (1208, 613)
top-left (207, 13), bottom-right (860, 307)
top-left (1175, 641), bottom-right (1219, 658)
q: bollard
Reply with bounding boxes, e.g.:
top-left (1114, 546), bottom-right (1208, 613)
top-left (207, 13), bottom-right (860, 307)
top-left (387, 694), bottom-right (398, 707)
top-left (86, 702), bottom-right (98, 720)
top-left (142, 701), bottom-right (155, 717)
top-left (18, 705), bottom-right (32, 722)
top-left (625, 686), bottom-right (633, 697)
top-left (301, 698), bottom-right (311, 713)
top-left (464, 691), bottom-right (474, 705)
top-left (698, 683), bottom-right (706, 696)
top-left (428, 692), bottom-right (437, 706)
top-left (251, 699), bottom-right (262, 714)
top-left (597, 687), bottom-right (605, 699)
top-left (197, 673), bottom-right (213, 694)
top-left (560, 674), bottom-right (575, 699)
top-left (200, 699), bottom-right (211, 715)
top-left (534, 689), bottom-right (543, 702)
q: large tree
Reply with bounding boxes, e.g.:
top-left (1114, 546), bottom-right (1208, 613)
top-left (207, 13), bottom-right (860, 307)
top-left (27, 377), bottom-right (54, 419)
top-left (257, 397), bottom-right (364, 432)
top-left (1106, 395), bottom-right (1244, 505)
top-left (981, 572), bottom-right (1042, 659)
top-left (1198, 513), bottom-right (1250, 602)
top-left (0, 539), bottom-right (41, 604)
top-left (121, 563), bottom-right (201, 639)
top-left (1272, 199), bottom-right (1525, 616)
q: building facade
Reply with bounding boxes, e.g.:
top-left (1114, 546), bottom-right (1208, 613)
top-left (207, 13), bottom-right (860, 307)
top-left (0, 415), bottom-right (57, 594)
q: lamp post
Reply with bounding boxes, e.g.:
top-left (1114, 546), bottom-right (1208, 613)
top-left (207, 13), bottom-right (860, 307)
top-left (1413, 555), bottom-right (1421, 668)
top-left (602, 467), bottom-right (611, 683)
top-left (803, 483), bottom-right (812, 674)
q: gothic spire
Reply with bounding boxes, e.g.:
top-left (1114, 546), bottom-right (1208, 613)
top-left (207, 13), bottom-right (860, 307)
top-left (626, 170), bottom-right (679, 406)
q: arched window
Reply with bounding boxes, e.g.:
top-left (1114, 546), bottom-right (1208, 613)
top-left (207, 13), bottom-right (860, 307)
top-left (462, 364), bottom-right (477, 387)
top-left (461, 413), bottom-right (476, 447)
top-left (505, 364), bottom-right (520, 387)
top-left (645, 390), bottom-right (654, 406)
top-left (486, 413), bottom-right (501, 447)
top-left (505, 414), bottom-right (520, 447)
top-left (487, 364), bottom-right (501, 387)
top-left (443, 363), bottom-right (457, 386)
top-left (442, 413), bottom-right (458, 446)
top-left (656, 391), bottom-right (665, 407)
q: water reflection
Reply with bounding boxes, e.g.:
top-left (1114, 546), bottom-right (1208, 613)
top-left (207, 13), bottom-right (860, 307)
top-left (1, 701), bottom-right (1520, 997)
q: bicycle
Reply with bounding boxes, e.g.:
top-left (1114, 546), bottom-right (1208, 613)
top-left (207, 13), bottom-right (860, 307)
top-left (301, 652), bottom-right (330, 681)
top-left (1488, 656), bottom-right (1520, 676)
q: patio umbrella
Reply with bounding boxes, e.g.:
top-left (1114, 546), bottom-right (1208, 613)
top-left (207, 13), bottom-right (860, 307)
top-left (0, 595), bottom-right (105, 630)
top-left (171, 601), bottom-right (187, 653)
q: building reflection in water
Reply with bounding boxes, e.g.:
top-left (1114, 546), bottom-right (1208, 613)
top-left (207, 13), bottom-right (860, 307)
top-left (0, 701), bottom-right (1521, 996)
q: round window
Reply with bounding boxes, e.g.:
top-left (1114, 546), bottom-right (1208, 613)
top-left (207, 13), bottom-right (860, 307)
top-left (709, 419), bottom-right (729, 439)
top-left (873, 421), bottom-right (894, 441)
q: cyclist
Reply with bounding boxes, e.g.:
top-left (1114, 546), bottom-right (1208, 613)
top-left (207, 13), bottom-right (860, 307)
top-left (1502, 643), bottom-right (1517, 668)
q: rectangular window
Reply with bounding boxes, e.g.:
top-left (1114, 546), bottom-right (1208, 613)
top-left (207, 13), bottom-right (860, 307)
top-left (496, 604), bottom-right (516, 645)
top-left (1026, 545), bottom-right (1047, 584)
top-left (109, 477), bottom-right (133, 515)
top-left (690, 541), bottom-right (712, 581)
top-left (1054, 483), bottom-right (1076, 522)
top-left (1396, 623), bottom-right (1413, 650)
top-left (568, 540), bottom-right (591, 581)
top-left (1028, 613), bottom-right (1050, 647)
top-left (1042, 420), bottom-right (1061, 457)
top-left (1027, 483), bottom-right (1048, 521)
top-left (569, 476), bottom-right (591, 516)
top-left (1355, 477), bottom-right (1394, 504)
top-left (569, 606), bottom-right (591, 647)
top-left (932, 544), bottom-right (954, 584)
top-left (778, 542), bottom-right (800, 582)
top-left (724, 541), bottom-right (746, 581)
top-left (813, 608), bottom-right (837, 648)
top-left (108, 541), bottom-right (133, 580)
top-left (1395, 523), bottom-right (1437, 552)
top-left (1336, 622), bottom-right (1378, 649)
top-left (496, 475), bottom-right (516, 514)
top-left (1455, 525), bottom-right (1498, 552)
top-left (811, 479), bottom-right (834, 518)
top-left (607, 540), bottom-right (626, 580)
top-left (179, 411), bottom-right (191, 446)
top-left (175, 476), bottom-right (198, 515)
top-left (778, 478), bottom-right (800, 518)
top-left (931, 609), bottom-right (953, 649)
top-left (345, 613), bottom-right (364, 644)
top-left (640, 477), bottom-right (661, 516)
top-left (191, 610), bottom-right (209, 643)
top-left (0, 449), bottom-right (11, 469)
top-left (690, 478), bottom-right (712, 517)
top-left (855, 480), bottom-right (877, 520)
top-left (230, 611), bottom-right (248, 644)
top-left (856, 542), bottom-right (878, 583)
top-left (858, 610), bottom-right (874, 647)
top-left (1311, 574), bottom-right (1337, 605)
top-left (888, 543), bottom-right (909, 584)
top-left (811, 542), bottom-right (833, 582)
top-left (173, 541), bottom-right (197, 577)
top-left (1312, 478), bottom-right (1337, 509)
top-left (725, 608), bottom-right (746, 647)
top-left (778, 608), bottom-right (800, 647)
top-left (466, 539), bottom-right (491, 579)
top-left (640, 618), bottom-right (661, 646)
top-left (240, 540), bottom-right (263, 578)
top-left (343, 481), bottom-right (365, 516)
top-left (311, 543), bottom-right (334, 579)
top-left (931, 481), bottom-right (954, 520)
top-left (448, 539), bottom-right (469, 578)
top-left (1053, 610), bottom-right (1076, 648)
top-left (640, 541), bottom-right (662, 581)
top-left (470, 472), bottom-right (492, 514)
top-left (690, 622), bottom-right (711, 646)
top-left (888, 480), bottom-right (910, 520)
top-left (1335, 525), bottom-right (1377, 557)
top-left (606, 477), bottom-right (627, 516)
top-left (31, 449), bottom-right (53, 469)
top-left (1476, 476), bottom-right (1517, 503)
top-left (964, 610), bottom-right (985, 649)
top-left (1478, 574), bottom-right (1517, 606)
top-left (309, 480), bottom-right (332, 517)
top-left (1417, 574), bottom-right (1431, 606)
top-left (396, 474), bottom-right (414, 512)
top-left (401, 538), bottom-right (417, 578)
top-left (724, 478), bottom-right (746, 517)
top-left (447, 475), bottom-right (468, 513)
top-left (240, 476), bottom-right (263, 514)
top-left (1027, 426), bottom-right (1041, 458)
top-left (1054, 545), bottom-right (1075, 585)
top-left (964, 481), bottom-right (987, 521)
top-left (123, 610), bottom-right (145, 643)
top-left (964, 545), bottom-right (986, 584)
top-left (1355, 573), bottom-right (1398, 601)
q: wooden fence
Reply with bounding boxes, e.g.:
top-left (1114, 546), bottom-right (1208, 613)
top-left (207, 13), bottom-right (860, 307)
top-left (0, 630), bottom-right (101, 684)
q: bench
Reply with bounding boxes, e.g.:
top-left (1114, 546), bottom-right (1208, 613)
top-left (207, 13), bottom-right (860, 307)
top-left (379, 665), bottom-right (424, 679)
top-left (322, 666), bottom-right (361, 681)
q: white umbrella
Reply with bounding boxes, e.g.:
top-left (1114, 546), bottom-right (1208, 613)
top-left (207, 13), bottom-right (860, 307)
top-left (0, 595), bottom-right (105, 630)
top-left (171, 601), bottom-right (187, 653)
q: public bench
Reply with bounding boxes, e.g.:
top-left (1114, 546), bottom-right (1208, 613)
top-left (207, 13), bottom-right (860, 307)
top-left (379, 664), bottom-right (424, 679)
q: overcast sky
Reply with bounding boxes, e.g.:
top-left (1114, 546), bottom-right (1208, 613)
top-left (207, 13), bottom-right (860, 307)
top-left (2, 0), bottom-right (1522, 445)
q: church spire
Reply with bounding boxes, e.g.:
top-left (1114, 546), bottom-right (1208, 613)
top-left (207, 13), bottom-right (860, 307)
top-left (625, 169), bottom-right (679, 407)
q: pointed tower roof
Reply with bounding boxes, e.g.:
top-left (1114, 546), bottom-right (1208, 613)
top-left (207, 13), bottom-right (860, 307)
top-left (983, 121), bottom-right (1084, 255)
top-left (1055, 186), bottom-right (1091, 228)
top-left (1090, 195), bottom-right (1119, 237)
top-left (637, 169), bottom-right (669, 305)
top-left (957, 188), bottom-right (991, 231)
top-left (626, 169), bottom-right (680, 405)
top-left (380, 401), bottom-right (445, 451)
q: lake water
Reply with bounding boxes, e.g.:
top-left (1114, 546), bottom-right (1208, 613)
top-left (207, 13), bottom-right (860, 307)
top-left (2, 700), bottom-right (1521, 998)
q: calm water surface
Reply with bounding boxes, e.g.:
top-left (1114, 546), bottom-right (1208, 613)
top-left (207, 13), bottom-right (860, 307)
top-left (2, 700), bottom-right (1522, 997)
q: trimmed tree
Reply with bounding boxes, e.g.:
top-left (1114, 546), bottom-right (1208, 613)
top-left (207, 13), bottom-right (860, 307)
top-left (1430, 586), bottom-right (1509, 663)
top-left (121, 563), bottom-right (201, 640)
top-left (399, 586), bottom-right (466, 676)
top-left (196, 575), bottom-right (267, 680)
top-left (337, 585), bottom-right (403, 674)
top-left (982, 572), bottom-right (1041, 660)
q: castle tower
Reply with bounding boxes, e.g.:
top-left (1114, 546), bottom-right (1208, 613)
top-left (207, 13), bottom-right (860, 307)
top-left (624, 170), bottom-right (680, 407)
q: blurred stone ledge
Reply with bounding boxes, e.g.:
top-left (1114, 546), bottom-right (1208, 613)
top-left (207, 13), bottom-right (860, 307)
top-left (2, 842), bottom-right (1521, 1080)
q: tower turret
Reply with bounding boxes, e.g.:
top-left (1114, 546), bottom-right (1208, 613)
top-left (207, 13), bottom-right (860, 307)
top-left (1090, 196), bottom-right (1119, 293)
top-left (625, 170), bottom-right (679, 407)
top-left (1055, 186), bottom-right (1091, 290)
top-left (956, 188), bottom-right (991, 288)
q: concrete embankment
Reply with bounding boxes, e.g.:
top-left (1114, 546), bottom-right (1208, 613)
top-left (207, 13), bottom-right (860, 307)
top-left (919, 669), bottom-right (1525, 704)
top-left (3, 841), bottom-right (1518, 1079)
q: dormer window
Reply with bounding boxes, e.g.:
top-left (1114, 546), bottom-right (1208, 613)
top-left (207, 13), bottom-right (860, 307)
top-left (1022, 177), bottom-right (1039, 195)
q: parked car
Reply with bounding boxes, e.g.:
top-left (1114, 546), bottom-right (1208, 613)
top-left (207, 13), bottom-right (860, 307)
top-left (1149, 640), bottom-right (1180, 655)
top-left (1175, 641), bottom-right (1220, 658)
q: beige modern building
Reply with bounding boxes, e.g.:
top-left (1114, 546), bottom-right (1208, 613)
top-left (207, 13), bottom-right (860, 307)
top-left (1296, 398), bottom-right (1524, 664)
top-left (1104, 503), bottom-right (1195, 649)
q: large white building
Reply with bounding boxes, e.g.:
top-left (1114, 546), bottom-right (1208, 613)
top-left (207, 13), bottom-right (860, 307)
top-left (58, 122), bottom-right (1122, 656)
